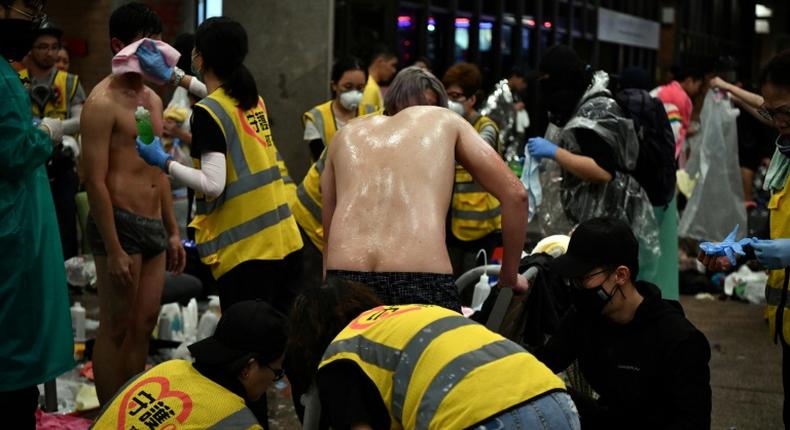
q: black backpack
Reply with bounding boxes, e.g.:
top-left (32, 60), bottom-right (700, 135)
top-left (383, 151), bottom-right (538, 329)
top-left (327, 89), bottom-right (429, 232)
top-left (613, 88), bottom-right (677, 207)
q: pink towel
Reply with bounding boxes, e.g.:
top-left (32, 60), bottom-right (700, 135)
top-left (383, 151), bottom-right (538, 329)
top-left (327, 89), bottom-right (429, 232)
top-left (111, 38), bottom-right (181, 85)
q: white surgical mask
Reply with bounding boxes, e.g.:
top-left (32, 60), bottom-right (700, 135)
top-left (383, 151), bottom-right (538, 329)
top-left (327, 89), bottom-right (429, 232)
top-left (339, 90), bottom-right (363, 110)
top-left (448, 100), bottom-right (465, 116)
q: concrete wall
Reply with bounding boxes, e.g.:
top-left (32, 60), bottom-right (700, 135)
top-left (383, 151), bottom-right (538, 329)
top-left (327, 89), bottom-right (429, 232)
top-left (223, 0), bottom-right (334, 181)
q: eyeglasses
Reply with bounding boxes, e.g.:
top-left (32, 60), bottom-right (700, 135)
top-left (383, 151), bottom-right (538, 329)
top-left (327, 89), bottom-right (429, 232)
top-left (757, 105), bottom-right (790, 124)
top-left (446, 91), bottom-right (467, 102)
top-left (4, 4), bottom-right (47, 27)
top-left (33, 44), bottom-right (61, 52)
top-left (266, 363), bottom-right (285, 382)
top-left (569, 268), bottom-right (611, 290)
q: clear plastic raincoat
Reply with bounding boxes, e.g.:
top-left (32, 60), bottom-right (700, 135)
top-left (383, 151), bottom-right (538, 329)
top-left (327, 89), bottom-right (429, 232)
top-left (536, 71), bottom-right (661, 276)
top-left (0, 57), bottom-right (74, 391)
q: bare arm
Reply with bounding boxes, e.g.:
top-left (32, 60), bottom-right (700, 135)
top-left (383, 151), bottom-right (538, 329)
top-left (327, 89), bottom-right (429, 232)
top-left (81, 97), bottom-right (122, 255)
top-left (554, 147), bottom-right (613, 183)
top-left (710, 77), bottom-right (772, 126)
top-left (455, 118), bottom-right (527, 290)
top-left (320, 147), bottom-right (337, 280)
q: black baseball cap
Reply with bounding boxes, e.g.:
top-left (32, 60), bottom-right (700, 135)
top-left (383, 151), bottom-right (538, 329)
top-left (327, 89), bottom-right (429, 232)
top-left (549, 217), bottom-right (640, 279)
top-left (188, 300), bottom-right (287, 366)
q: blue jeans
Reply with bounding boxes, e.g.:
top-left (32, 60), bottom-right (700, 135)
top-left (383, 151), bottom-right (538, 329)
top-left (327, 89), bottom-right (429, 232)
top-left (474, 392), bottom-right (581, 430)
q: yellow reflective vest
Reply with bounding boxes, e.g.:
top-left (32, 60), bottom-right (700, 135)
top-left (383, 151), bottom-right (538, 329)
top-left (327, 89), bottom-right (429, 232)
top-left (319, 304), bottom-right (566, 430)
top-left (18, 68), bottom-right (80, 119)
top-left (766, 175), bottom-right (790, 344)
top-left (189, 88), bottom-right (303, 279)
top-left (92, 360), bottom-right (262, 429)
top-left (359, 75), bottom-right (383, 115)
top-left (450, 115), bottom-right (502, 241)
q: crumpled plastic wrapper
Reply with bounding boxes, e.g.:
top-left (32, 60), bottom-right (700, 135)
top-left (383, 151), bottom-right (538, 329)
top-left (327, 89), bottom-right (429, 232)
top-left (481, 79), bottom-right (519, 154)
top-left (64, 255), bottom-right (96, 287)
top-left (535, 71), bottom-right (661, 271)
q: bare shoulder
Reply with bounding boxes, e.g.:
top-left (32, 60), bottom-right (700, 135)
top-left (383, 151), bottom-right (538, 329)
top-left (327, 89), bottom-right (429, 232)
top-left (143, 85), bottom-right (163, 108)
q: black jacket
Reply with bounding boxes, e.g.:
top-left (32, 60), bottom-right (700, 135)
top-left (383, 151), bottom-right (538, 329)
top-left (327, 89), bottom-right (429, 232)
top-left (535, 282), bottom-right (711, 430)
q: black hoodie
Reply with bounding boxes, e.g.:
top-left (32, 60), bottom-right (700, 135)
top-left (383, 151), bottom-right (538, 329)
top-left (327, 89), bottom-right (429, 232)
top-left (536, 281), bottom-right (711, 430)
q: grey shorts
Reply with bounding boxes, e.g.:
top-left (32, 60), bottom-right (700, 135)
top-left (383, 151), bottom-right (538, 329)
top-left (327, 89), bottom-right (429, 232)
top-left (86, 207), bottom-right (167, 259)
top-left (326, 270), bottom-right (461, 311)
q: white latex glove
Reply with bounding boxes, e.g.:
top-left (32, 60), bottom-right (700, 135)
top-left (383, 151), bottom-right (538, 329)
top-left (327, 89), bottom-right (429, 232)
top-left (39, 117), bottom-right (64, 143)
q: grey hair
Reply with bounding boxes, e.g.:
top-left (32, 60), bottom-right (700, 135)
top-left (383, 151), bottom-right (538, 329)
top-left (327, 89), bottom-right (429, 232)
top-left (384, 66), bottom-right (449, 115)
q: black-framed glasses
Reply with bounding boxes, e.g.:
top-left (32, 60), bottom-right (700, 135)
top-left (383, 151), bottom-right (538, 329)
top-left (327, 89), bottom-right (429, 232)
top-left (446, 91), bottom-right (468, 102)
top-left (757, 105), bottom-right (790, 124)
top-left (266, 364), bottom-right (285, 382)
top-left (569, 268), bottom-right (612, 290)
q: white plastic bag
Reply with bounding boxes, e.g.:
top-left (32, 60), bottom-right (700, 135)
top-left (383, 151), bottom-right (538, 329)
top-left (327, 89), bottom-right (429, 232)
top-left (723, 265), bottom-right (768, 305)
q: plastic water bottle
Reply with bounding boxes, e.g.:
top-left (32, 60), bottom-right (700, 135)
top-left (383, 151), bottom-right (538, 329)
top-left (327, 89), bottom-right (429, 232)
top-left (197, 296), bottom-right (221, 341)
top-left (71, 302), bottom-right (86, 342)
top-left (135, 106), bottom-right (154, 144)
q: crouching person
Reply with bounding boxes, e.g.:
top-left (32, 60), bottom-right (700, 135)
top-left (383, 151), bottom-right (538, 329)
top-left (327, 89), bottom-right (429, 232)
top-left (91, 300), bottom-right (286, 429)
top-left (288, 280), bottom-right (580, 430)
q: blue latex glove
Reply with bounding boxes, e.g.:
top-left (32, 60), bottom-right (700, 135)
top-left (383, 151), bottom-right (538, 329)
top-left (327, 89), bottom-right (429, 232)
top-left (136, 39), bottom-right (173, 83)
top-left (752, 239), bottom-right (790, 269)
top-left (527, 137), bottom-right (558, 160)
top-left (699, 224), bottom-right (757, 266)
top-left (136, 136), bottom-right (173, 171)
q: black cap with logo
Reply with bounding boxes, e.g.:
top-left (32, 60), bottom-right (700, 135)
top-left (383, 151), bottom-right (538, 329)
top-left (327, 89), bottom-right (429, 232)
top-left (549, 217), bottom-right (640, 279)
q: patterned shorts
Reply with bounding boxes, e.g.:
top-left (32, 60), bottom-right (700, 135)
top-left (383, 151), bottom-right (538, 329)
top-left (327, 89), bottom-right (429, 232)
top-left (326, 270), bottom-right (461, 311)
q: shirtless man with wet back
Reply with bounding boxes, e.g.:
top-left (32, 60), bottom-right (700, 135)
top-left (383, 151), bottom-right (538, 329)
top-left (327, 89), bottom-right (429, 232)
top-left (81, 3), bottom-right (185, 404)
top-left (322, 66), bottom-right (529, 311)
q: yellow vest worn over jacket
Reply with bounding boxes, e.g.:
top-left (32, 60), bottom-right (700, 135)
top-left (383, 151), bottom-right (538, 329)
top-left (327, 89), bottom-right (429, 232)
top-left (359, 75), bottom-right (383, 115)
top-left (318, 304), bottom-right (566, 430)
top-left (451, 115), bottom-right (502, 241)
top-left (766, 175), bottom-right (790, 344)
top-left (19, 68), bottom-right (80, 119)
top-left (92, 360), bottom-right (262, 429)
top-left (190, 88), bottom-right (303, 279)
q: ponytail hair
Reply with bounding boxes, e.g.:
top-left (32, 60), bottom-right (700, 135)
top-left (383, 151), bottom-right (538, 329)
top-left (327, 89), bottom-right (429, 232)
top-left (195, 17), bottom-right (259, 110)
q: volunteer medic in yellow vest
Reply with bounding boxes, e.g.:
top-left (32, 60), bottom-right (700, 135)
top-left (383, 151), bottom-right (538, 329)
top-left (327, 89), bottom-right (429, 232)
top-left (359, 46), bottom-right (398, 115)
top-left (92, 300), bottom-right (287, 430)
top-left (702, 50), bottom-right (790, 426)
top-left (287, 280), bottom-right (580, 430)
top-left (20, 21), bottom-right (85, 259)
top-left (442, 62), bottom-right (503, 277)
top-left (136, 17), bottom-right (303, 315)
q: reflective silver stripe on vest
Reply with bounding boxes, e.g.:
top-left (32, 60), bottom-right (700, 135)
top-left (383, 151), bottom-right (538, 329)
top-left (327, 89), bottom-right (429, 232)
top-left (297, 184), bottom-right (322, 221)
top-left (454, 182), bottom-right (486, 194)
top-left (65, 73), bottom-right (77, 116)
top-left (199, 97), bottom-right (250, 176)
top-left (195, 166), bottom-right (282, 215)
top-left (322, 335), bottom-right (401, 372)
top-left (415, 339), bottom-right (524, 430)
top-left (197, 203), bottom-right (292, 257)
top-left (315, 156), bottom-right (326, 174)
top-left (391, 316), bottom-right (477, 422)
top-left (207, 406), bottom-right (259, 429)
top-left (309, 107), bottom-right (327, 143)
top-left (283, 175), bottom-right (294, 185)
top-left (365, 104), bottom-right (377, 114)
top-left (451, 206), bottom-right (501, 220)
top-left (766, 287), bottom-right (790, 308)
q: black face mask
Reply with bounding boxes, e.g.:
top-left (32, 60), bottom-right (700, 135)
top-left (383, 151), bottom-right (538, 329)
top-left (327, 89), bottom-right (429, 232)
top-left (0, 19), bottom-right (35, 62)
top-left (571, 283), bottom-right (616, 318)
top-left (539, 79), bottom-right (581, 126)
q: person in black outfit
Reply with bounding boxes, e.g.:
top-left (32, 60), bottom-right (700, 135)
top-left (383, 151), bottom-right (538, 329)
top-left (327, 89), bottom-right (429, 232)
top-left (536, 217), bottom-right (711, 430)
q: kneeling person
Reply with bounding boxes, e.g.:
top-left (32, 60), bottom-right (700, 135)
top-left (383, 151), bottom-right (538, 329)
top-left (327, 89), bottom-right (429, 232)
top-left (92, 300), bottom-right (286, 430)
top-left (288, 280), bottom-right (579, 430)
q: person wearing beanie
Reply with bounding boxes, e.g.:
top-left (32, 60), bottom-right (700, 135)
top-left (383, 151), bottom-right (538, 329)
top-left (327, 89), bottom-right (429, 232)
top-left (536, 217), bottom-right (711, 430)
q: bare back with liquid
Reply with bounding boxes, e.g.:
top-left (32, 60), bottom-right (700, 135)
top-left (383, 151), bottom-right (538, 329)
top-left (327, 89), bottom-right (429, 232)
top-left (82, 74), bottom-right (163, 218)
top-left (325, 105), bottom-right (461, 274)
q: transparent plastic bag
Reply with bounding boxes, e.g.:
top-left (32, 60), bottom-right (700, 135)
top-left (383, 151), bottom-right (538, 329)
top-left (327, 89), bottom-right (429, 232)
top-left (679, 90), bottom-right (746, 241)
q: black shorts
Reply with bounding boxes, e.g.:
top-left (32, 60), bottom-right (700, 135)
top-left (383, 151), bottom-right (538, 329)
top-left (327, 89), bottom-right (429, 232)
top-left (86, 207), bottom-right (167, 259)
top-left (326, 270), bottom-right (461, 311)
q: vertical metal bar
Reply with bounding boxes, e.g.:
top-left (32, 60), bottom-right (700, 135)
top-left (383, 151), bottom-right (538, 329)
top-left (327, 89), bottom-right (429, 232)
top-left (444, 0), bottom-right (457, 70)
top-left (469, 0), bottom-right (481, 63)
top-left (384, 0), bottom-right (400, 52)
top-left (582, 0), bottom-right (589, 40)
top-left (513, 0), bottom-right (524, 70)
top-left (532, 0), bottom-right (544, 66)
top-left (592, 0), bottom-right (600, 68)
top-left (567, 0), bottom-right (575, 46)
top-left (493, 0), bottom-right (504, 80)
top-left (551, 0), bottom-right (559, 45)
top-left (417, 0), bottom-right (430, 59)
